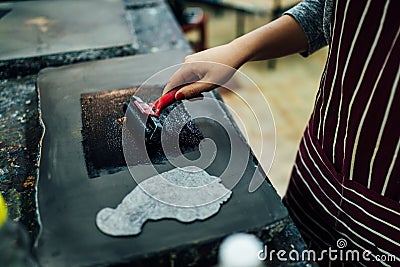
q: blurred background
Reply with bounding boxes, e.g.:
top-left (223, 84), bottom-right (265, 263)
top-left (179, 0), bottom-right (328, 197)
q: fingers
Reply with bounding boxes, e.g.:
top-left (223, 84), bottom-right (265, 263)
top-left (174, 81), bottom-right (216, 100)
top-left (163, 59), bottom-right (200, 95)
top-left (163, 67), bottom-right (188, 95)
top-left (163, 55), bottom-right (234, 99)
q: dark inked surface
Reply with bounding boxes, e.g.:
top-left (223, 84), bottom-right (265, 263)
top-left (80, 88), bottom-right (138, 178)
top-left (80, 86), bottom-right (203, 178)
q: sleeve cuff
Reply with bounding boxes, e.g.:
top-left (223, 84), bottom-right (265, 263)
top-left (283, 3), bottom-right (327, 57)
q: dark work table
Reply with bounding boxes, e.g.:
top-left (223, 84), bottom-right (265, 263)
top-left (0, 0), bottom-right (312, 266)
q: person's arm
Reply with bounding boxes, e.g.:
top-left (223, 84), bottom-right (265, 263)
top-left (232, 14), bottom-right (309, 63)
top-left (163, 14), bottom-right (309, 99)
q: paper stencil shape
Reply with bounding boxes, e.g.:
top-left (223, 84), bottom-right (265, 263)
top-left (96, 166), bottom-right (232, 236)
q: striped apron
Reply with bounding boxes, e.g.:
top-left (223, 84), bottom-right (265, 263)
top-left (283, 0), bottom-right (400, 266)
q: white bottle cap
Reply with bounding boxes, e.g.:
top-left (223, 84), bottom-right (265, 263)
top-left (218, 233), bottom-right (264, 267)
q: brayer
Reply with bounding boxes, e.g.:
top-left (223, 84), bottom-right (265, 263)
top-left (124, 88), bottom-right (180, 144)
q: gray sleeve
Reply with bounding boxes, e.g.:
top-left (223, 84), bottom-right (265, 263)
top-left (284, 0), bottom-right (328, 56)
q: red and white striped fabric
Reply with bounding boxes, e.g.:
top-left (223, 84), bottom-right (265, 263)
top-left (284, 0), bottom-right (399, 265)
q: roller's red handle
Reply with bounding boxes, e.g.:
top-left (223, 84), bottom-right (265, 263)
top-left (152, 88), bottom-right (180, 116)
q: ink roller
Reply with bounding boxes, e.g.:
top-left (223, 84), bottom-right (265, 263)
top-left (124, 87), bottom-right (203, 147)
